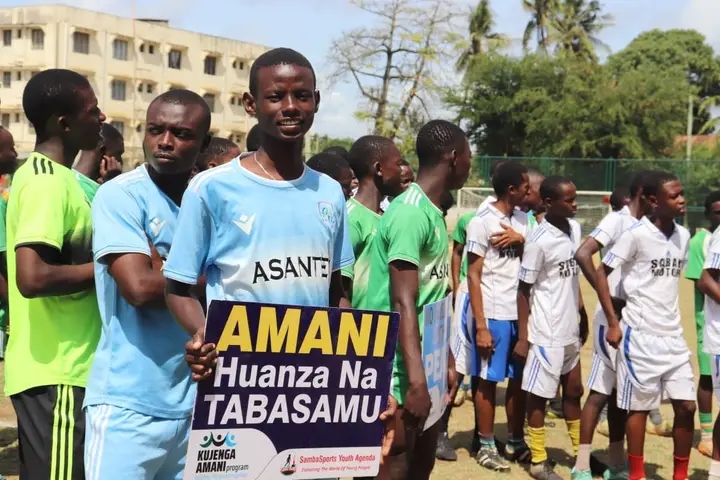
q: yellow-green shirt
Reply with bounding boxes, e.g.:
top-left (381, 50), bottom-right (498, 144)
top-left (5, 153), bottom-right (101, 395)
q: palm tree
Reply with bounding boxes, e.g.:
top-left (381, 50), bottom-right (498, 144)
top-left (522, 0), bottom-right (558, 53)
top-left (548, 0), bottom-right (614, 62)
top-left (455, 0), bottom-right (507, 73)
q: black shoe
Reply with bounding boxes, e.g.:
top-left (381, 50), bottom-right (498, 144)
top-left (589, 453), bottom-right (608, 477)
top-left (436, 432), bottom-right (457, 461)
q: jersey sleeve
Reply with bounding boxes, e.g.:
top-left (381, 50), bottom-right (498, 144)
top-left (340, 214), bottom-right (363, 280)
top-left (602, 229), bottom-right (636, 270)
top-left (465, 216), bottom-right (489, 257)
top-left (91, 182), bottom-right (150, 263)
top-left (332, 193), bottom-right (354, 272)
top-left (687, 233), bottom-right (706, 279)
top-left (451, 213), bottom-right (471, 244)
top-left (589, 213), bottom-right (621, 248)
top-left (163, 184), bottom-right (214, 285)
top-left (13, 174), bottom-right (69, 250)
top-left (518, 241), bottom-right (544, 285)
top-left (703, 233), bottom-right (720, 271)
top-left (384, 203), bottom-right (428, 266)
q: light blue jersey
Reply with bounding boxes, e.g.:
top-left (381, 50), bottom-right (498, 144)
top-left (163, 158), bottom-right (354, 306)
top-left (86, 165), bottom-right (194, 419)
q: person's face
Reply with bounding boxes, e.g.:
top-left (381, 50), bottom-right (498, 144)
top-left (102, 137), bottom-right (125, 165)
top-left (525, 175), bottom-right (544, 211)
top-left (449, 138), bottom-right (471, 190)
top-left (399, 165), bottom-right (414, 192)
top-left (143, 101), bottom-right (210, 175)
top-left (376, 144), bottom-right (405, 197)
top-left (708, 200), bottom-right (720, 231)
top-left (0, 129), bottom-right (18, 175)
top-left (545, 182), bottom-right (578, 218)
top-left (508, 173), bottom-right (530, 208)
top-left (62, 87), bottom-right (106, 151)
top-left (650, 180), bottom-right (686, 219)
top-left (243, 64), bottom-right (319, 144)
top-left (350, 171), bottom-right (359, 192)
top-left (337, 166), bottom-right (355, 200)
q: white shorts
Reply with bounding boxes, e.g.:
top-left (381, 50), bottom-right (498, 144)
top-left (710, 354), bottom-right (720, 403)
top-left (522, 342), bottom-right (581, 399)
top-left (616, 324), bottom-right (695, 411)
top-left (452, 291), bottom-right (473, 376)
top-left (586, 312), bottom-right (619, 396)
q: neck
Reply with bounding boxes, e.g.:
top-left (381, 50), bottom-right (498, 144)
top-left (649, 214), bottom-right (675, 236)
top-left (74, 151), bottom-right (100, 180)
top-left (256, 136), bottom-right (305, 180)
top-left (415, 167), bottom-right (449, 209)
top-left (354, 178), bottom-right (384, 213)
top-left (628, 198), bottom-right (643, 219)
top-left (34, 138), bottom-right (78, 168)
top-left (544, 213), bottom-right (570, 233)
top-left (146, 165), bottom-right (191, 205)
top-left (492, 197), bottom-right (513, 217)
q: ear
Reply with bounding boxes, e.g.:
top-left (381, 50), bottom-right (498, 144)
top-left (373, 160), bottom-right (382, 177)
top-left (242, 92), bottom-right (256, 117)
top-left (314, 90), bottom-right (321, 113)
top-left (56, 114), bottom-right (71, 133)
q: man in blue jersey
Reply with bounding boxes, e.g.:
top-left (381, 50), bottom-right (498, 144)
top-left (162, 48), bottom-right (396, 460)
top-left (84, 89), bottom-right (211, 479)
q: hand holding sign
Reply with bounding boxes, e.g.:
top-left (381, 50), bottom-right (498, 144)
top-left (379, 395), bottom-right (398, 461)
top-left (185, 328), bottom-right (217, 382)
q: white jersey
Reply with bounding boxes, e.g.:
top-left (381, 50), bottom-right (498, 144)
top-left (380, 196), bottom-right (390, 212)
top-left (477, 195), bottom-right (497, 213)
top-left (703, 225), bottom-right (720, 354)
top-left (519, 218), bottom-right (582, 347)
top-left (465, 203), bottom-right (530, 320)
top-left (602, 216), bottom-right (690, 336)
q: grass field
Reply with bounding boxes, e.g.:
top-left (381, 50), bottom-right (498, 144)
top-left (0, 276), bottom-right (711, 479)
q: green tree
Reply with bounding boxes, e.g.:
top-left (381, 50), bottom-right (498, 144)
top-left (522, 0), bottom-right (557, 52)
top-left (456, 0), bottom-right (507, 73)
top-left (305, 135), bottom-right (355, 155)
top-left (548, 0), bottom-right (613, 62)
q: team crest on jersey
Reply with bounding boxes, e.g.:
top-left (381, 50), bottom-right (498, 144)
top-left (318, 201), bottom-right (336, 229)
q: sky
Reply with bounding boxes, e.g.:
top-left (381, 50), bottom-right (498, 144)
top-left (2, 0), bottom-right (719, 139)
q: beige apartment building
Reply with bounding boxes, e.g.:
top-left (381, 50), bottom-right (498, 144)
top-left (0, 5), bottom-right (269, 164)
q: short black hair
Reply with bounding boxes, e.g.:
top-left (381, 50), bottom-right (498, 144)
top-left (195, 137), bottom-right (239, 171)
top-left (489, 160), bottom-right (507, 179)
top-left (609, 187), bottom-right (629, 211)
top-left (704, 191), bottom-right (720, 213)
top-left (540, 175), bottom-right (573, 201)
top-left (629, 170), bottom-right (655, 198)
top-left (246, 124), bottom-right (262, 151)
top-left (249, 48), bottom-right (316, 96)
top-left (100, 123), bottom-right (124, 144)
top-left (306, 152), bottom-right (351, 181)
top-left (347, 135), bottom-right (396, 179)
top-left (22, 69), bottom-right (91, 137)
top-left (323, 146), bottom-right (349, 160)
top-left (641, 171), bottom-right (677, 199)
top-left (150, 89), bottom-right (211, 132)
top-left (415, 120), bottom-right (467, 167)
top-left (492, 161), bottom-right (528, 196)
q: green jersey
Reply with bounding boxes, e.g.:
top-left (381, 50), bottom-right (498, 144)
top-left (341, 198), bottom-right (381, 309)
top-left (686, 228), bottom-right (711, 322)
top-left (451, 212), bottom-right (475, 283)
top-left (74, 170), bottom-right (100, 203)
top-left (0, 196), bottom-right (7, 331)
top-left (367, 183), bottom-right (449, 402)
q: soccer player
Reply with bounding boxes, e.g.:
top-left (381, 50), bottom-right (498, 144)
top-left (306, 151), bottom-right (355, 200)
top-left (685, 190), bottom-right (720, 457)
top-left (380, 159), bottom-right (413, 212)
top-left (74, 123), bottom-right (125, 202)
top-left (571, 172), bottom-right (651, 480)
top-left (341, 135), bottom-right (404, 306)
top-left (595, 171), bottom-right (694, 480)
top-left (0, 126), bottom-right (18, 358)
top-left (456, 161), bottom-right (531, 472)
top-left (525, 168), bottom-right (545, 228)
top-left (246, 123), bottom-right (262, 151)
top-left (519, 176), bottom-right (587, 480)
top-left (609, 187), bottom-right (630, 212)
top-left (6, 69), bottom-right (105, 479)
top-left (83, 89), bottom-right (211, 479)
top-left (366, 119), bottom-right (470, 479)
top-left (190, 136), bottom-right (240, 178)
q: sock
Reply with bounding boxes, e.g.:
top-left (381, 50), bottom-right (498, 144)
top-left (528, 426), bottom-right (547, 464)
top-left (673, 455), bottom-right (689, 480)
top-left (700, 412), bottom-right (713, 442)
top-left (573, 444), bottom-right (592, 471)
top-left (608, 441), bottom-right (625, 469)
top-left (628, 454), bottom-right (645, 480)
top-left (506, 436), bottom-right (524, 453)
top-left (479, 434), bottom-right (496, 450)
top-left (709, 459), bottom-right (720, 479)
top-left (565, 419), bottom-right (580, 456)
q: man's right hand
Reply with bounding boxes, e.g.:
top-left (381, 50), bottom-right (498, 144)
top-left (403, 381), bottom-right (431, 431)
top-left (98, 155), bottom-right (122, 183)
top-left (606, 323), bottom-right (622, 349)
top-left (185, 329), bottom-right (218, 382)
top-left (475, 326), bottom-right (494, 359)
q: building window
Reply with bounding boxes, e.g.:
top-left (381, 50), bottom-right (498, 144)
top-left (168, 49), bottom-right (182, 69)
top-left (111, 80), bottom-right (126, 101)
top-left (0, 114), bottom-right (8, 128)
top-left (204, 56), bottom-right (217, 75)
top-left (14, 113), bottom-right (19, 123)
top-left (113, 39), bottom-right (128, 60)
top-left (149, 45), bottom-right (154, 54)
top-left (2, 72), bottom-right (10, 88)
top-left (230, 133), bottom-right (245, 144)
top-left (109, 121), bottom-right (125, 136)
top-left (202, 93), bottom-right (216, 112)
top-left (232, 59), bottom-right (245, 70)
top-left (146, 83), bottom-right (153, 94)
top-left (16, 29), bottom-right (21, 39)
top-left (31, 29), bottom-right (44, 49)
top-left (73, 32), bottom-right (90, 54)
top-left (2, 30), bottom-right (10, 46)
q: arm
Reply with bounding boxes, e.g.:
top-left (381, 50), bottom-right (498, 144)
top-left (578, 286), bottom-right (589, 345)
top-left (330, 271), bottom-right (350, 308)
top-left (105, 253), bottom-right (166, 308)
top-left (698, 238), bottom-right (720, 302)
top-left (574, 237), bottom-right (603, 291)
top-left (466, 253), bottom-right (486, 331)
top-left (686, 234), bottom-right (706, 294)
top-left (332, 190), bottom-right (354, 308)
top-left (698, 269), bottom-right (720, 303)
top-left (451, 241), bottom-right (464, 296)
top-left (166, 279), bottom-right (206, 336)
top-left (390, 260), bottom-right (425, 388)
top-left (16, 246), bottom-right (94, 298)
top-left (515, 241), bottom-right (543, 360)
top-left (517, 281), bottom-right (532, 346)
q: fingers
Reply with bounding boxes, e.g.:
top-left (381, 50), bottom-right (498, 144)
top-left (381, 428), bottom-right (395, 457)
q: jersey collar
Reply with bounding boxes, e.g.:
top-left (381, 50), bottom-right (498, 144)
top-left (410, 183), bottom-right (443, 218)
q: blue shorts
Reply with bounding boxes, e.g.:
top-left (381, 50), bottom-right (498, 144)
top-left (84, 404), bottom-right (191, 480)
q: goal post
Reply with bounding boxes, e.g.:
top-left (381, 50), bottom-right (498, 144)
top-left (452, 187), bottom-right (612, 236)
